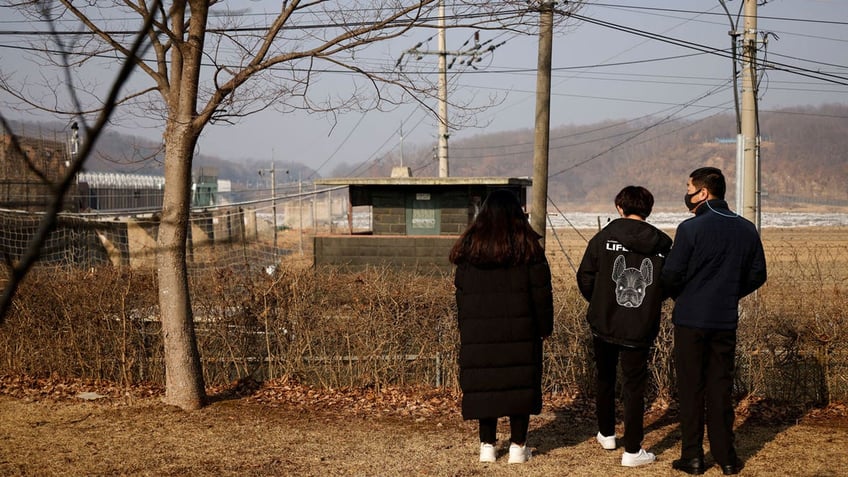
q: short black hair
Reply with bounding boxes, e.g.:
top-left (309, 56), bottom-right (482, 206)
top-left (614, 185), bottom-right (654, 219)
top-left (690, 167), bottom-right (726, 199)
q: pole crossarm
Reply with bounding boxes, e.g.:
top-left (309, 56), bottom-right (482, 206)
top-left (399, 37), bottom-right (507, 70)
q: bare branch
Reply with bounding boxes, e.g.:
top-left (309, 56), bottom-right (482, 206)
top-left (0, 0), bottom-right (163, 324)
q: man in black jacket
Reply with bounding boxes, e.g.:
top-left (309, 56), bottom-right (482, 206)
top-left (577, 186), bottom-right (672, 467)
top-left (661, 167), bottom-right (767, 476)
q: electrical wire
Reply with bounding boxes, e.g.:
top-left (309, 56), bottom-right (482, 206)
top-left (3, 1), bottom-right (846, 180)
top-left (547, 80), bottom-right (733, 179)
top-left (562, 10), bottom-right (848, 86)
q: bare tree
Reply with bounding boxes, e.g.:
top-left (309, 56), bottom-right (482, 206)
top-left (0, 2), bottom-right (159, 322)
top-left (0, 0), bottom-right (584, 410)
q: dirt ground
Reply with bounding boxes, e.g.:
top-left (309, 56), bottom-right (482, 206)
top-left (2, 227), bottom-right (846, 476)
top-left (1, 378), bottom-right (847, 477)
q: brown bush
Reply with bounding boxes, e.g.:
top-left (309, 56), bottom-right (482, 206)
top-left (1, 267), bottom-right (161, 385)
top-left (737, 238), bottom-right (848, 405)
top-left (1, 229), bottom-right (846, 407)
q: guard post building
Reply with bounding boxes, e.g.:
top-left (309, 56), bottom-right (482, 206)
top-left (313, 173), bottom-right (531, 271)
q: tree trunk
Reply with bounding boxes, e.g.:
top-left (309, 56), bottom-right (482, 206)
top-left (153, 0), bottom-right (210, 411)
top-left (157, 125), bottom-right (205, 410)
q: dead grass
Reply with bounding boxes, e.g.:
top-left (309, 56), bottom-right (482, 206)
top-left (1, 388), bottom-right (847, 477)
top-left (1, 226), bottom-right (847, 476)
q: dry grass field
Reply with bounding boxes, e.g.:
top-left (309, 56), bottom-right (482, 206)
top-left (1, 383), bottom-right (846, 477)
top-left (1, 226), bottom-right (846, 476)
top-left (546, 225), bottom-right (848, 277)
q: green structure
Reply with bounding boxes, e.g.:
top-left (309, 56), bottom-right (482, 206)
top-left (192, 167), bottom-right (218, 207)
top-left (313, 175), bottom-right (532, 270)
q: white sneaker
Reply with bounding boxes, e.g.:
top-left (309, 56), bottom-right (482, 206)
top-left (621, 448), bottom-right (656, 467)
top-left (479, 443), bottom-right (496, 463)
top-left (508, 443), bottom-right (531, 464)
top-left (596, 432), bottom-right (616, 450)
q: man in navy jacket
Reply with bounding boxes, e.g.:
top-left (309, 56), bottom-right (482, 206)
top-left (661, 167), bottom-right (767, 476)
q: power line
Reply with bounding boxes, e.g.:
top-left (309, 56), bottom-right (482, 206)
top-left (562, 10), bottom-right (848, 86)
top-left (547, 81), bottom-right (733, 179)
top-left (0, 7), bottom-right (532, 36)
top-left (587, 2), bottom-right (848, 27)
top-left (4, 1), bottom-right (846, 180)
top-left (2, 6), bottom-right (845, 86)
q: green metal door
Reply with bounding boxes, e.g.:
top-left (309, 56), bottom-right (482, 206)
top-left (406, 192), bottom-right (440, 235)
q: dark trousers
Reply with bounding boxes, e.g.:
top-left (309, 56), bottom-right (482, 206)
top-left (479, 415), bottom-right (529, 445)
top-left (674, 325), bottom-right (738, 465)
top-left (593, 337), bottom-right (650, 453)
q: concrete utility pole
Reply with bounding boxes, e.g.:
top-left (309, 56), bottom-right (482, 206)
top-left (740, 0), bottom-right (761, 230)
top-left (399, 0), bottom-right (505, 178)
top-left (259, 158), bottom-right (278, 263)
top-left (270, 160), bottom-right (277, 262)
top-left (530, 0), bottom-right (554, 246)
top-left (437, 0), bottom-right (449, 177)
top-left (298, 172), bottom-right (304, 255)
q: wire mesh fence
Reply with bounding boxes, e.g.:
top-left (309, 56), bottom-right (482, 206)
top-left (1, 235), bottom-right (846, 405)
top-left (0, 201), bottom-right (846, 405)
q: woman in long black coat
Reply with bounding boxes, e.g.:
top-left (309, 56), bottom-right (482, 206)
top-left (449, 189), bottom-right (554, 464)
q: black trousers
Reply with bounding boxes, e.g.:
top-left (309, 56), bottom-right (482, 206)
top-left (593, 336), bottom-right (650, 453)
top-left (479, 415), bottom-right (529, 444)
top-left (674, 325), bottom-right (738, 465)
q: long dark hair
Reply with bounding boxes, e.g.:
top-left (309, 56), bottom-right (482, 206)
top-left (449, 189), bottom-right (545, 266)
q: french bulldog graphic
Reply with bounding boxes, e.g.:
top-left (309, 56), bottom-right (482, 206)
top-left (612, 255), bottom-right (653, 308)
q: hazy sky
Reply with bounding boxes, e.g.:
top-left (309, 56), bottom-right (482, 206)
top-left (2, 1), bottom-right (846, 176)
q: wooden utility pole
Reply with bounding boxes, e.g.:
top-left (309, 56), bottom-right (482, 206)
top-left (531, 0), bottom-right (554, 246)
top-left (740, 0), bottom-right (760, 229)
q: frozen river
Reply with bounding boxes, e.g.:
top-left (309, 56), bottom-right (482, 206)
top-left (339, 211), bottom-right (848, 230)
top-left (548, 212), bottom-right (848, 229)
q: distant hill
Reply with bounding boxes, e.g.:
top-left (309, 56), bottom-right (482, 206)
top-left (8, 103), bottom-right (848, 211)
top-left (5, 120), bottom-right (319, 188)
top-left (391, 103), bottom-right (848, 211)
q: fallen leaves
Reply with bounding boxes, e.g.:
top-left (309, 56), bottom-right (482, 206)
top-left (0, 373), bottom-right (162, 403)
top-left (1, 373), bottom-right (846, 428)
top-left (246, 377), bottom-right (462, 420)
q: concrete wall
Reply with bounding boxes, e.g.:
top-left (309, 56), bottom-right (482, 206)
top-left (279, 192), bottom-right (345, 230)
top-left (212, 207), bottom-right (245, 243)
top-left (127, 219), bottom-right (157, 269)
top-left (372, 192), bottom-right (406, 235)
top-left (437, 189), bottom-right (471, 235)
top-left (313, 235), bottom-right (457, 272)
top-left (370, 188), bottom-right (478, 236)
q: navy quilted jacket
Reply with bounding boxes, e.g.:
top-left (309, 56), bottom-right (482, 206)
top-left (660, 200), bottom-right (767, 330)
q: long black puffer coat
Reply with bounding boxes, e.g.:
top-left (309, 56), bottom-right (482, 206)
top-left (454, 260), bottom-right (554, 420)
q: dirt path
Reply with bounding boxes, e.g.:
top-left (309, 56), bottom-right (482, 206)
top-left (2, 394), bottom-right (846, 476)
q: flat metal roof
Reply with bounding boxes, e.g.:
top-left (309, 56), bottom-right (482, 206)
top-left (314, 176), bottom-right (532, 186)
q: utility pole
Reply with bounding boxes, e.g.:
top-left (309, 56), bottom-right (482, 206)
top-left (437, 0), bottom-right (449, 177)
top-left (298, 172), bottom-right (304, 255)
top-left (530, 0), bottom-right (554, 246)
top-left (399, 123), bottom-right (404, 168)
top-left (270, 160), bottom-right (277, 262)
top-left (740, 0), bottom-right (760, 230)
top-left (259, 157), bottom-right (278, 263)
top-left (398, 0), bottom-right (505, 178)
